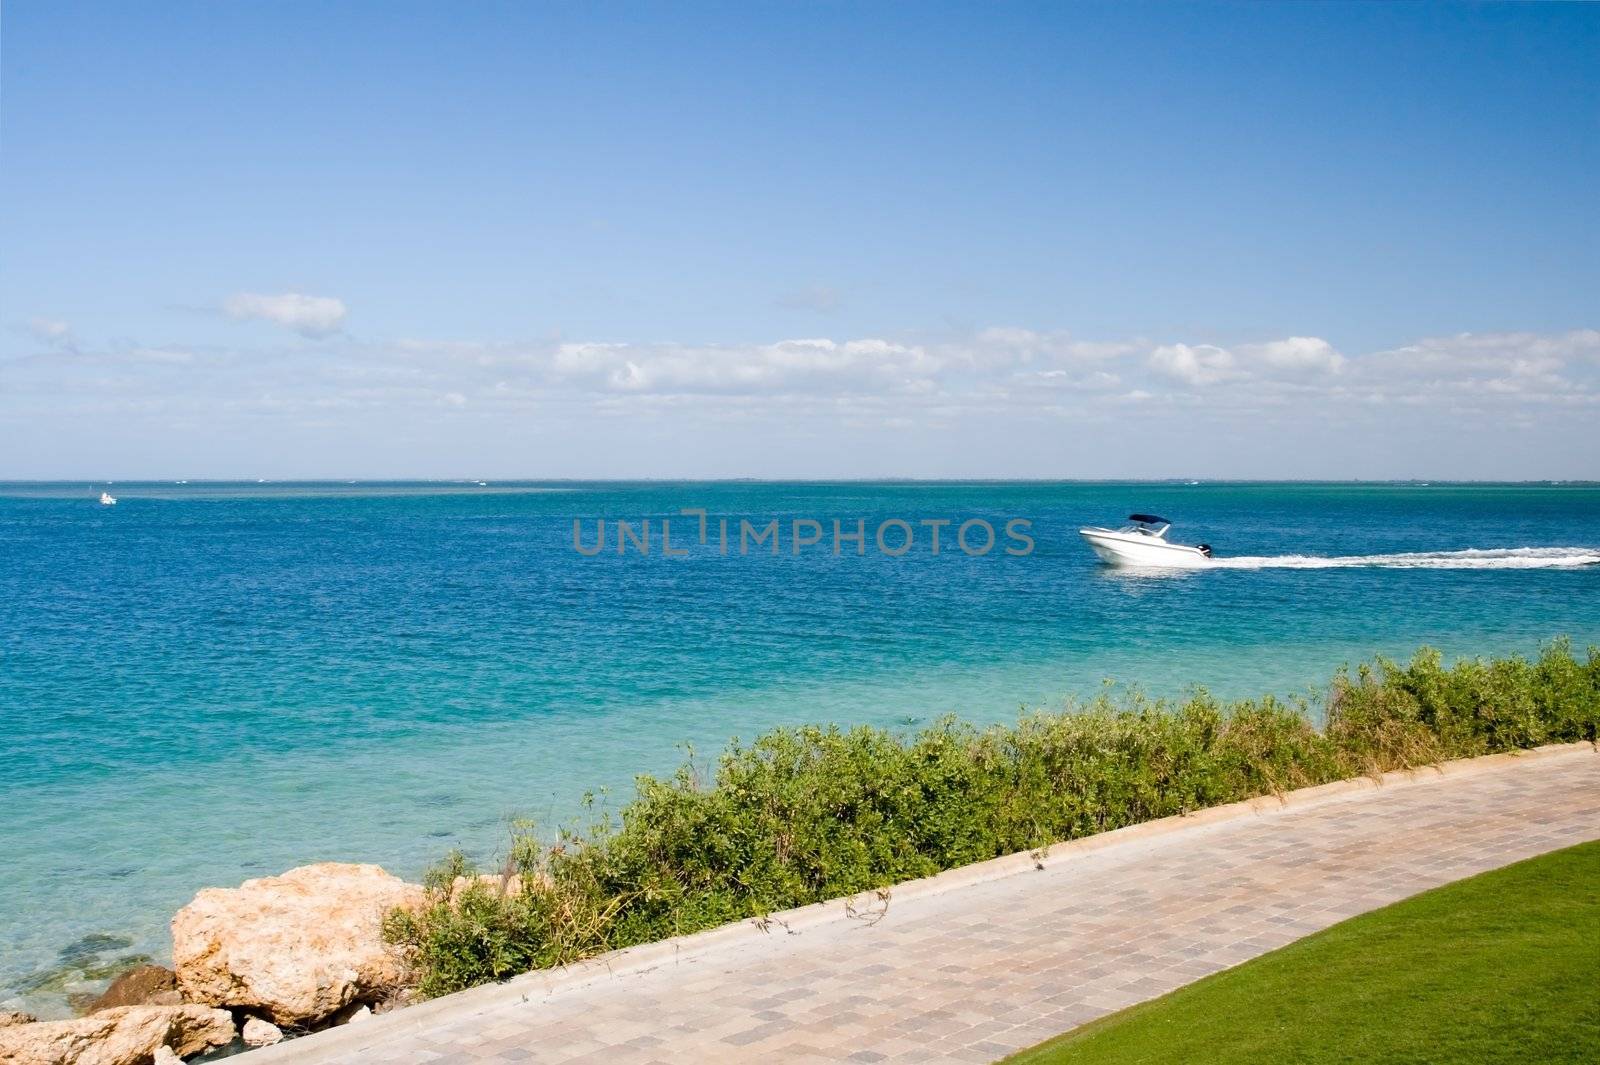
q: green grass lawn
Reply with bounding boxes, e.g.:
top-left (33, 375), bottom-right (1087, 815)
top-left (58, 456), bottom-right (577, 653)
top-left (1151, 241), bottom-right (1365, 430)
top-left (1006, 840), bottom-right (1600, 1065)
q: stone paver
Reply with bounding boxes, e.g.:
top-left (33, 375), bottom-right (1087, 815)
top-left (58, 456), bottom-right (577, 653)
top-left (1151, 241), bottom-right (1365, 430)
top-left (253, 746), bottom-right (1598, 1065)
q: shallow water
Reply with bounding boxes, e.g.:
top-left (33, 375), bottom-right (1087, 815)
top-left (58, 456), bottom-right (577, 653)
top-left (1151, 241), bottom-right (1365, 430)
top-left (3, 480), bottom-right (1598, 1014)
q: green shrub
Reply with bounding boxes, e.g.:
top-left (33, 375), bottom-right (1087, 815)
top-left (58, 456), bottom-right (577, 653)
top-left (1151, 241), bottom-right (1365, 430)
top-left (386, 641), bottom-right (1600, 996)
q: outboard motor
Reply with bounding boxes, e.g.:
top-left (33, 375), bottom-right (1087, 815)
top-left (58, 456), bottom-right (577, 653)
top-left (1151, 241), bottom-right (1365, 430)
top-left (1198, 543), bottom-right (1213, 558)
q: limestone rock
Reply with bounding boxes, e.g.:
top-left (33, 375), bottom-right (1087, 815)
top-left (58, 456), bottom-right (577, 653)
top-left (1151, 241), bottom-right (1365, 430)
top-left (152, 1048), bottom-right (182, 1065)
top-left (171, 862), bottom-right (423, 1026)
top-left (0, 1004), bottom-right (234, 1065)
top-left (240, 1016), bottom-right (284, 1046)
top-left (332, 1003), bottom-right (371, 1025)
top-left (83, 964), bottom-right (180, 1013)
top-left (448, 872), bottom-right (524, 904)
top-left (0, 1010), bottom-right (38, 1027)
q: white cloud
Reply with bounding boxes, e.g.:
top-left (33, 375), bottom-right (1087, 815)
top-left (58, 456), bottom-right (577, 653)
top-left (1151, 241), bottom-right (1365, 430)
top-left (1032, 368), bottom-right (1121, 390)
top-left (1149, 343), bottom-right (1239, 386)
top-left (1361, 330), bottom-right (1599, 378)
top-left (546, 336), bottom-right (939, 395)
top-left (1241, 336), bottom-right (1345, 375)
top-left (1146, 336), bottom-right (1344, 387)
top-left (224, 292), bottom-right (347, 337)
top-left (1345, 330), bottom-right (1599, 403)
top-left (972, 327), bottom-right (1139, 366)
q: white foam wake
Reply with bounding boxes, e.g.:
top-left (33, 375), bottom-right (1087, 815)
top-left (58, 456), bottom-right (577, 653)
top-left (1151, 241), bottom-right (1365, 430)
top-left (1209, 547), bottom-right (1600, 570)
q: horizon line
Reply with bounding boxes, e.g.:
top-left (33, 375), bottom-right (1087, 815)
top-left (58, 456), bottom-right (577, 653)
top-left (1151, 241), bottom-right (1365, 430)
top-left (4, 477), bottom-right (1599, 487)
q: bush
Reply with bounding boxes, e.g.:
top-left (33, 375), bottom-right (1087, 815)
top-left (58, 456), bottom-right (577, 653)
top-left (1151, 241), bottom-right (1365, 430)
top-left (386, 641), bottom-right (1600, 996)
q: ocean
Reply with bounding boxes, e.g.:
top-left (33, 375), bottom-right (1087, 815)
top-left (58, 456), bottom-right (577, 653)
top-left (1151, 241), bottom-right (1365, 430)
top-left (3, 480), bottom-right (1598, 1014)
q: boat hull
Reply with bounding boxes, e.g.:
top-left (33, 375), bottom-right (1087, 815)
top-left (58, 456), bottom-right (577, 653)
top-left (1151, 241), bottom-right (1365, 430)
top-left (1079, 528), bottom-right (1210, 568)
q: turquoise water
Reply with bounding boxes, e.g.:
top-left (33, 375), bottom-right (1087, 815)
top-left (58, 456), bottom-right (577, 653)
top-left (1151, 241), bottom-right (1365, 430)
top-left (3, 481), bottom-right (1599, 1013)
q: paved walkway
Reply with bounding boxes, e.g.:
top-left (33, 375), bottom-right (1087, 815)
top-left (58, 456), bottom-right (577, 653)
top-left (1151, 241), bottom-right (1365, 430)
top-left (255, 745), bottom-right (1598, 1065)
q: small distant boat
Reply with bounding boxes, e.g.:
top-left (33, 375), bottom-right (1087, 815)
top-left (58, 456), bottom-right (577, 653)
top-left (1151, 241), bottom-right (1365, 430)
top-left (99, 491), bottom-right (117, 506)
top-left (1079, 514), bottom-right (1212, 567)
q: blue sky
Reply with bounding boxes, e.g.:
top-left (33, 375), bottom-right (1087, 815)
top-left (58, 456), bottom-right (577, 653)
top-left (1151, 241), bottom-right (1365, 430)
top-left (2, 2), bottom-right (1597, 478)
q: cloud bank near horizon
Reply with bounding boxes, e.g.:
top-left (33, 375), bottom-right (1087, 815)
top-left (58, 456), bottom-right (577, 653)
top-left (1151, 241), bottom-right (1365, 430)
top-left (3, 315), bottom-right (1597, 478)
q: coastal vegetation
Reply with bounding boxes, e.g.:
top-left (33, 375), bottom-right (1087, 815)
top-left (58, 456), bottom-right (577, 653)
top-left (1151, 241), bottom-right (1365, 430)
top-left (1004, 840), bottom-right (1600, 1065)
top-left (383, 641), bottom-right (1600, 997)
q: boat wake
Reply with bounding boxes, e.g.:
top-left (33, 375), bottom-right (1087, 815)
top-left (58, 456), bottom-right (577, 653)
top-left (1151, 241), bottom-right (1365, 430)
top-left (1209, 547), bottom-right (1600, 571)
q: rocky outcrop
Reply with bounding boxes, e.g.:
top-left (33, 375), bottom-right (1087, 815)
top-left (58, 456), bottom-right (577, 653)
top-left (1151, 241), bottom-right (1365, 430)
top-left (0, 1010), bottom-right (37, 1027)
top-left (171, 862), bottom-right (422, 1026)
top-left (0, 1004), bottom-right (234, 1065)
top-left (82, 964), bottom-right (181, 1013)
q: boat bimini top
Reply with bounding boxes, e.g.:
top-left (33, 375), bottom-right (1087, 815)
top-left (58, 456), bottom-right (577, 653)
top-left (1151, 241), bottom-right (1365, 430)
top-left (1123, 514), bottom-right (1171, 536)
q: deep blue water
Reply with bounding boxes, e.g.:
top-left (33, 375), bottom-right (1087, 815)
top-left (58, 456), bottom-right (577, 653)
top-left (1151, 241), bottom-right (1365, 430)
top-left (3, 481), bottom-right (1598, 1013)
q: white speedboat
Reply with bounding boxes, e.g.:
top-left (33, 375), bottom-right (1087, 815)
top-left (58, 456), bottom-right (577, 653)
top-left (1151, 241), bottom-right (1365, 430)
top-left (99, 491), bottom-right (117, 506)
top-left (1079, 514), bottom-right (1211, 567)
